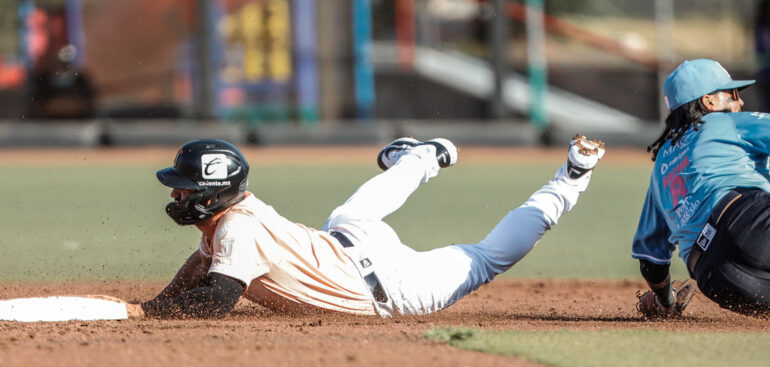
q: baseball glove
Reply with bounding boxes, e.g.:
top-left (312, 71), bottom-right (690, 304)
top-left (636, 279), bottom-right (697, 319)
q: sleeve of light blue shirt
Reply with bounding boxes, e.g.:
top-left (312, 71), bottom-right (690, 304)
top-left (632, 182), bottom-right (674, 264)
top-left (721, 112), bottom-right (770, 154)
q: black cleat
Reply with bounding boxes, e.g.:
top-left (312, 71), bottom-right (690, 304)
top-left (377, 137), bottom-right (420, 170)
top-left (420, 138), bottom-right (458, 168)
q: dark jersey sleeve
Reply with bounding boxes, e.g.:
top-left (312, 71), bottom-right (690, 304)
top-left (632, 182), bottom-right (675, 264)
top-left (141, 272), bottom-right (246, 319)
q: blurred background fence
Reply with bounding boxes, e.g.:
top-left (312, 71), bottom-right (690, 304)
top-left (0, 0), bottom-right (765, 147)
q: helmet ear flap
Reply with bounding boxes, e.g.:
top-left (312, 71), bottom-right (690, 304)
top-left (165, 190), bottom-right (208, 225)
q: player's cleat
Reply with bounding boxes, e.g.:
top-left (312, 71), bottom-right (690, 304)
top-left (377, 137), bottom-right (421, 170)
top-left (566, 134), bottom-right (605, 179)
top-left (377, 137), bottom-right (459, 170)
top-left (420, 138), bottom-right (458, 168)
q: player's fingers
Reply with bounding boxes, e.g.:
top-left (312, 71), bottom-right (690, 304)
top-left (125, 303), bottom-right (146, 318)
top-left (83, 294), bottom-right (127, 304)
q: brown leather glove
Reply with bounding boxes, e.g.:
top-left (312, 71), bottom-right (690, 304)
top-left (636, 279), bottom-right (697, 319)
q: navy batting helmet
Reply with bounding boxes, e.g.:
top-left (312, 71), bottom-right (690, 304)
top-left (157, 139), bottom-right (249, 225)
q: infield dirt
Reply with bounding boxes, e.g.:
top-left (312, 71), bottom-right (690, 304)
top-left (0, 279), bottom-right (767, 367)
top-left (1, 146), bottom-right (767, 366)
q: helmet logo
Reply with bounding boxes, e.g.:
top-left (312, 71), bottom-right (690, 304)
top-left (201, 154), bottom-right (228, 179)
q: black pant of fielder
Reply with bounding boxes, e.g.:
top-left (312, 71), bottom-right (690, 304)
top-left (689, 188), bottom-right (770, 316)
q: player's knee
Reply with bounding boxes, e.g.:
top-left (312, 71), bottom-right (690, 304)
top-left (324, 207), bottom-right (355, 230)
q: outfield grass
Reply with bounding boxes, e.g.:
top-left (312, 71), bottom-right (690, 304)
top-left (1, 154), bottom-right (764, 366)
top-left (425, 328), bottom-right (770, 367)
top-left (0, 159), bottom-right (688, 281)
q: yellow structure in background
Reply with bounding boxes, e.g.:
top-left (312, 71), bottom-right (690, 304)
top-left (240, 3), bottom-right (264, 81)
top-left (221, 0), bottom-right (292, 85)
top-left (266, 0), bottom-right (291, 82)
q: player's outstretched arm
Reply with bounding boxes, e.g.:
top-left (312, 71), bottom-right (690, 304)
top-left (636, 260), bottom-right (696, 318)
top-left (83, 294), bottom-right (145, 318)
top-left (140, 273), bottom-right (245, 319)
top-left (121, 251), bottom-right (212, 319)
top-left (136, 250), bottom-right (246, 319)
top-left (152, 250), bottom-right (212, 302)
top-left (125, 302), bottom-right (146, 318)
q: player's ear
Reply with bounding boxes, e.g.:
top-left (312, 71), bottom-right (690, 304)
top-left (701, 94), bottom-right (719, 112)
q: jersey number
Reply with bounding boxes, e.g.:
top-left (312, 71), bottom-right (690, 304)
top-left (662, 156), bottom-right (689, 206)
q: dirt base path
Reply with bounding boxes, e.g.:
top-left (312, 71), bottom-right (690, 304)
top-left (0, 146), bottom-right (764, 366)
top-left (0, 279), bottom-right (767, 367)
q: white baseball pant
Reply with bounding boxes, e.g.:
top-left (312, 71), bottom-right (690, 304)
top-left (322, 145), bottom-right (590, 317)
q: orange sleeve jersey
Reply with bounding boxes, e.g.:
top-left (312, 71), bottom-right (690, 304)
top-left (198, 193), bottom-right (377, 315)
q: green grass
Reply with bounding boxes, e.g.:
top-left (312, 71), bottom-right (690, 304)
top-left (0, 160), bottom-right (688, 281)
top-left (425, 328), bottom-right (770, 367)
top-left (387, 162), bottom-right (690, 279)
top-left (2, 157), bottom-right (764, 366)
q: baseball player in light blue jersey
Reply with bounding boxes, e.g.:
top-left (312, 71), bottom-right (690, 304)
top-left (633, 59), bottom-right (770, 317)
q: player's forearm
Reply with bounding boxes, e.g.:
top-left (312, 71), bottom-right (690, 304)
top-left (639, 259), bottom-right (674, 306)
top-left (153, 251), bottom-right (211, 301)
top-left (141, 273), bottom-right (245, 318)
top-left (126, 303), bottom-right (145, 318)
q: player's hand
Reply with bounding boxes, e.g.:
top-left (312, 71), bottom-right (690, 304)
top-left (84, 295), bottom-right (145, 318)
top-left (125, 303), bottom-right (146, 318)
top-left (84, 294), bottom-right (126, 303)
top-left (636, 279), bottom-right (697, 319)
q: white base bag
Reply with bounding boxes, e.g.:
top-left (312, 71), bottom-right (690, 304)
top-left (0, 296), bottom-right (129, 322)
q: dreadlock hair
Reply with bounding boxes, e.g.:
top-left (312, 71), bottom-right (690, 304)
top-left (647, 99), bottom-right (710, 161)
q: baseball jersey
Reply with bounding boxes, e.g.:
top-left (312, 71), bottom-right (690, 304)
top-left (198, 192), bottom-right (377, 315)
top-left (633, 112), bottom-right (770, 264)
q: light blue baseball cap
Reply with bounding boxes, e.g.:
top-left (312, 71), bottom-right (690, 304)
top-left (663, 59), bottom-right (755, 110)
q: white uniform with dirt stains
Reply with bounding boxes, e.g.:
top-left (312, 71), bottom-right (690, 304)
top-left (201, 146), bottom-right (592, 317)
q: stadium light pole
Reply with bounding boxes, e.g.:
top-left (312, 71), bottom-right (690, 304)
top-left (395, 0), bottom-right (415, 69)
top-left (489, 0), bottom-right (507, 119)
top-left (352, 0), bottom-right (375, 121)
top-left (65, 0), bottom-right (85, 69)
top-left (293, 0), bottom-right (319, 124)
top-left (526, 0), bottom-right (547, 130)
top-left (655, 0), bottom-right (674, 123)
top-left (195, 0), bottom-right (215, 121)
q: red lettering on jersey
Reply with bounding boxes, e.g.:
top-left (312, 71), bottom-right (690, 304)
top-left (662, 156), bottom-right (690, 206)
